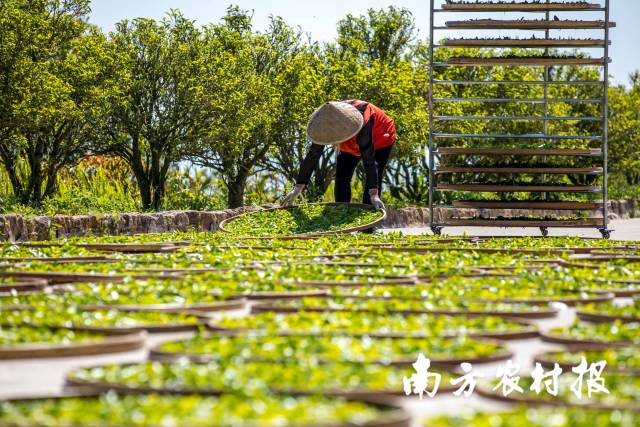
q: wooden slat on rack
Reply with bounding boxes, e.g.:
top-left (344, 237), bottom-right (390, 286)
top-left (447, 57), bottom-right (609, 66)
top-left (435, 148), bottom-right (602, 156)
top-left (444, 20), bottom-right (616, 30)
top-left (442, 39), bottom-right (608, 48)
top-left (451, 201), bottom-right (603, 210)
top-left (436, 167), bottom-right (603, 175)
top-left (437, 184), bottom-right (601, 193)
top-left (443, 218), bottom-right (604, 227)
top-left (440, 3), bottom-right (602, 12)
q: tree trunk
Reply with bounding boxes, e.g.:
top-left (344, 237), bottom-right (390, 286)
top-left (0, 156), bottom-right (24, 202)
top-left (43, 163), bottom-right (59, 199)
top-left (132, 165), bottom-right (152, 210)
top-left (151, 178), bottom-right (165, 210)
top-left (128, 135), bottom-right (153, 210)
top-left (227, 174), bottom-right (247, 209)
top-left (139, 178), bottom-right (153, 210)
top-left (24, 137), bottom-right (44, 205)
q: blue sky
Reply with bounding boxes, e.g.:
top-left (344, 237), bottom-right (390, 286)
top-left (90, 0), bottom-right (639, 85)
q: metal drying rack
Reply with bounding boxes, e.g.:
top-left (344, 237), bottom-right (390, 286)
top-left (427, 0), bottom-right (615, 238)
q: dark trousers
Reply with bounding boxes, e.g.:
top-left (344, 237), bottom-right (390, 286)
top-left (334, 145), bottom-right (393, 205)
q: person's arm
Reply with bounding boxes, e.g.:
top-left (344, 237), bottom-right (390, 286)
top-left (357, 116), bottom-right (378, 194)
top-left (283, 144), bottom-right (325, 206)
top-left (357, 116), bottom-right (385, 210)
top-left (296, 143), bottom-right (325, 187)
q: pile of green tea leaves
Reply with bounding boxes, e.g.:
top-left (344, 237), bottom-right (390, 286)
top-left (0, 308), bottom-right (201, 330)
top-left (0, 394), bottom-right (392, 427)
top-left (541, 348), bottom-right (640, 373)
top-left (0, 325), bottom-right (102, 347)
top-left (546, 321), bottom-right (640, 346)
top-left (502, 374), bottom-right (640, 408)
top-left (270, 296), bottom-right (555, 316)
top-left (68, 359), bottom-right (426, 395)
top-left (579, 300), bottom-right (640, 321)
top-left (222, 204), bottom-right (383, 236)
top-left (426, 407), bottom-right (639, 427)
top-left (156, 333), bottom-right (504, 363)
top-left (213, 311), bottom-right (529, 337)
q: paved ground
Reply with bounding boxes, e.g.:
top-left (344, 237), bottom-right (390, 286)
top-left (386, 218), bottom-right (640, 240)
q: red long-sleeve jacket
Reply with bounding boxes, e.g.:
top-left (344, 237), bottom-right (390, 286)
top-left (338, 100), bottom-right (396, 157)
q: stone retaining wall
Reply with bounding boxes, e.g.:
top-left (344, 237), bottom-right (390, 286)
top-left (0, 200), bottom-right (636, 242)
top-left (0, 207), bottom-right (261, 242)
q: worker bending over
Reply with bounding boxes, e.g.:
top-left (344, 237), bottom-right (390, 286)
top-left (283, 100), bottom-right (396, 210)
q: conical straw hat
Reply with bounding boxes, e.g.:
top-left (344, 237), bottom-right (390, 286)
top-left (307, 102), bottom-right (364, 145)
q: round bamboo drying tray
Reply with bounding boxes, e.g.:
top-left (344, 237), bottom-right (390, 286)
top-left (0, 330), bottom-right (146, 360)
top-left (219, 203), bottom-right (386, 237)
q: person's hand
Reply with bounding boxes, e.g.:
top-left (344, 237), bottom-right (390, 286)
top-left (371, 194), bottom-right (385, 211)
top-left (282, 185), bottom-right (304, 206)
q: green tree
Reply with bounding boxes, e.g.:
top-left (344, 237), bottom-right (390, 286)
top-left (96, 12), bottom-right (204, 210)
top-left (194, 8), bottom-right (299, 208)
top-left (0, 0), bottom-right (101, 205)
top-left (609, 73), bottom-right (640, 186)
top-left (336, 6), bottom-right (416, 65)
top-left (265, 42), bottom-right (332, 201)
top-left (328, 6), bottom-right (430, 204)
